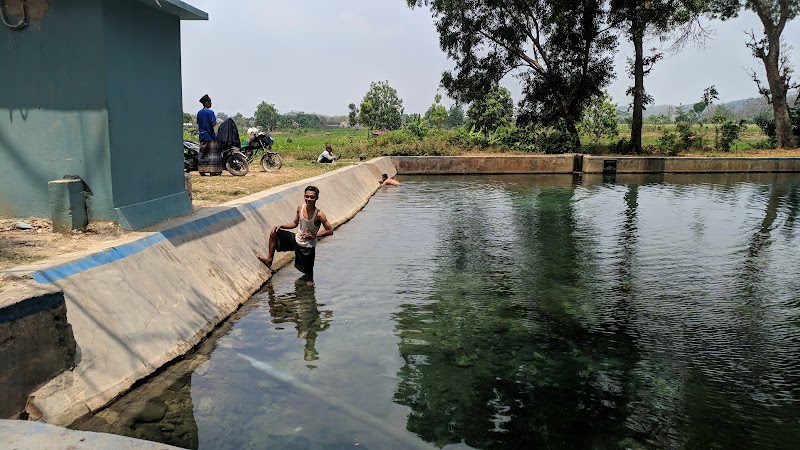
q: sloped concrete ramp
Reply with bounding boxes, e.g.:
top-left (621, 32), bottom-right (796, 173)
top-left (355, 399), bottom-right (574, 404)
top-left (12, 158), bottom-right (395, 426)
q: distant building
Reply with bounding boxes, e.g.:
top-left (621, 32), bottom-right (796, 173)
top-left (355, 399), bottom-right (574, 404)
top-left (0, 0), bottom-right (207, 229)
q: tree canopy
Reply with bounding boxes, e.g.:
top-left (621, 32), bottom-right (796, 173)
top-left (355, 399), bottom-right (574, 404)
top-left (466, 84), bottom-right (514, 136)
top-left (424, 93), bottom-right (448, 128)
top-left (359, 80), bottom-right (404, 130)
top-left (610, 0), bottom-right (709, 152)
top-left (711, 0), bottom-right (799, 148)
top-left (407, 0), bottom-right (617, 150)
top-left (255, 102), bottom-right (278, 132)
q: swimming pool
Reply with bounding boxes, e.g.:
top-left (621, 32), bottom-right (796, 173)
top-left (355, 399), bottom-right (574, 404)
top-left (74, 173), bottom-right (800, 449)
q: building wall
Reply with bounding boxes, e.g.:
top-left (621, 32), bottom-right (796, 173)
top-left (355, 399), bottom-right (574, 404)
top-left (0, 0), bottom-right (191, 228)
top-left (0, 0), bottom-right (116, 219)
top-left (102, 0), bottom-right (191, 228)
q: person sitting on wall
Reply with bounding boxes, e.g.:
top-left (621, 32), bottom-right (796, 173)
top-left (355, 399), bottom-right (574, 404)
top-left (380, 174), bottom-right (400, 186)
top-left (316, 144), bottom-right (340, 163)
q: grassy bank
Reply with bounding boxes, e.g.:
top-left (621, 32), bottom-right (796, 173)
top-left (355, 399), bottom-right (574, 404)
top-left (185, 124), bottom-right (774, 162)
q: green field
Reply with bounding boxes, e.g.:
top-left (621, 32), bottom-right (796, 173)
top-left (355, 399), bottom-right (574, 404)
top-left (184, 123), bottom-right (773, 162)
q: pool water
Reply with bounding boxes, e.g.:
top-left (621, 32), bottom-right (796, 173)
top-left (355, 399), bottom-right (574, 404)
top-left (74, 173), bottom-right (800, 449)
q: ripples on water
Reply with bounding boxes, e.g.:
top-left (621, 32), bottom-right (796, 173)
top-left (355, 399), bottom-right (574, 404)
top-left (75, 173), bottom-right (800, 449)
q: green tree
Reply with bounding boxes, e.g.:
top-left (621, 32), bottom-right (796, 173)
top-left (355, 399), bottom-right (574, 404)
top-left (578, 91), bottom-right (620, 144)
top-left (698, 85), bottom-right (719, 124)
top-left (231, 112), bottom-right (247, 132)
top-left (465, 84), bottom-right (514, 136)
top-left (712, 0), bottom-right (799, 148)
top-left (445, 104), bottom-right (465, 128)
top-left (611, 0), bottom-right (710, 153)
top-left (407, 0), bottom-right (617, 151)
top-left (182, 112), bottom-right (192, 123)
top-left (348, 103), bottom-right (359, 127)
top-left (405, 114), bottom-right (430, 139)
top-left (216, 111), bottom-right (228, 122)
top-left (255, 102), bottom-right (279, 131)
top-left (359, 80), bottom-right (404, 130)
top-left (424, 93), bottom-right (448, 128)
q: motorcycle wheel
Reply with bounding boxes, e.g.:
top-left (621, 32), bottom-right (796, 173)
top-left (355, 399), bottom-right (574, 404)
top-left (226, 153), bottom-right (249, 176)
top-left (260, 153), bottom-right (283, 172)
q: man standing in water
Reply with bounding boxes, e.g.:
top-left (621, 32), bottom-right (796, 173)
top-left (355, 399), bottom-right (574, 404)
top-left (257, 186), bottom-right (334, 285)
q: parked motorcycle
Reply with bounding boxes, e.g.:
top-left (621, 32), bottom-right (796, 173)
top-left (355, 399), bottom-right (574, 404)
top-left (242, 128), bottom-right (283, 172)
top-left (183, 140), bottom-right (249, 176)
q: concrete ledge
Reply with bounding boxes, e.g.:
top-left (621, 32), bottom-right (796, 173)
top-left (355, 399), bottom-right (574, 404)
top-left (0, 419), bottom-right (181, 449)
top-left (391, 155), bottom-right (577, 174)
top-left (582, 156), bottom-right (800, 173)
top-left (8, 158), bottom-right (395, 426)
top-left (0, 283), bottom-right (76, 419)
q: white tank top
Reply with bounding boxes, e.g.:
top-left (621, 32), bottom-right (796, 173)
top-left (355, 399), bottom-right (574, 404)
top-left (296, 204), bottom-right (320, 248)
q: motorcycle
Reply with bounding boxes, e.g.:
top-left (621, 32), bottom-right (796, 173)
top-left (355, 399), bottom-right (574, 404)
top-left (242, 128), bottom-right (283, 172)
top-left (183, 140), bottom-right (249, 176)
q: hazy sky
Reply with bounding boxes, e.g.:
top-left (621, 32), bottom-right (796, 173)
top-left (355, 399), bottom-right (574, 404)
top-left (180, 0), bottom-right (800, 117)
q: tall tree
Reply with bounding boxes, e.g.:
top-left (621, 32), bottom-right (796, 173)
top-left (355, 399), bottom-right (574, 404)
top-left (611, 0), bottom-right (710, 152)
top-left (466, 84), bottom-right (514, 136)
top-left (407, 0), bottom-right (617, 150)
top-left (445, 104), bottom-right (465, 128)
top-left (348, 103), bottom-right (359, 127)
top-left (358, 80), bottom-right (404, 130)
top-left (255, 101), bottom-right (279, 132)
top-left (578, 90), bottom-right (620, 144)
top-left (424, 93), bottom-right (448, 128)
top-left (713, 0), bottom-right (799, 148)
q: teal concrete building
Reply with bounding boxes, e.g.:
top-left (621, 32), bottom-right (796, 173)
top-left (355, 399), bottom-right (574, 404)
top-left (0, 0), bottom-right (207, 229)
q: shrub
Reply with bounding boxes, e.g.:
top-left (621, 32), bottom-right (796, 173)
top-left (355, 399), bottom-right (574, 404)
top-left (754, 113), bottom-right (778, 148)
top-left (534, 131), bottom-right (573, 154)
top-left (676, 122), bottom-right (703, 150)
top-left (718, 119), bottom-right (745, 152)
top-left (657, 130), bottom-right (679, 156)
top-left (612, 137), bottom-right (633, 155)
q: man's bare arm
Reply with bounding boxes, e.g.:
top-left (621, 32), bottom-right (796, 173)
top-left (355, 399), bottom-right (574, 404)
top-left (273, 207), bottom-right (301, 233)
top-left (314, 210), bottom-right (334, 238)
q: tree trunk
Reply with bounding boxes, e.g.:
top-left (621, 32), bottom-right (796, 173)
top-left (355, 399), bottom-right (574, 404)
top-left (630, 27), bottom-right (645, 153)
top-left (753, 1), bottom-right (797, 149)
top-left (566, 120), bottom-right (581, 152)
top-left (764, 48), bottom-right (796, 148)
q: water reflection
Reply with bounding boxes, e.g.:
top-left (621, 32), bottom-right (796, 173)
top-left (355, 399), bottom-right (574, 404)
top-left (392, 175), bottom-right (800, 449)
top-left (265, 278), bottom-right (333, 363)
top-left (74, 174), bottom-right (800, 450)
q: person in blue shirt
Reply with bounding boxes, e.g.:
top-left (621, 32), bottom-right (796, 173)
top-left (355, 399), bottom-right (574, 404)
top-left (196, 94), bottom-right (222, 175)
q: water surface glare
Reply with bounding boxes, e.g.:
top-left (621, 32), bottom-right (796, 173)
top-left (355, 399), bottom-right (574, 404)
top-left (75, 173), bottom-right (800, 449)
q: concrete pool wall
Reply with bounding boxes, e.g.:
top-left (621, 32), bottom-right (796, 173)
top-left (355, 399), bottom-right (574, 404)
top-left (1, 157), bottom-right (396, 425)
top-left (2, 154), bottom-right (800, 426)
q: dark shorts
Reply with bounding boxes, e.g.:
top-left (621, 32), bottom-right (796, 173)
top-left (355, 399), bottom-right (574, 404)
top-left (275, 229), bottom-right (315, 279)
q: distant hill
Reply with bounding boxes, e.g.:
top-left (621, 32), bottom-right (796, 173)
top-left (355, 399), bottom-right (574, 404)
top-left (617, 96), bottom-right (786, 121)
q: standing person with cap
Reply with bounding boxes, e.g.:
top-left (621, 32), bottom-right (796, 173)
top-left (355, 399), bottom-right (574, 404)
top-left (197, 94), bottom-right (222, 175)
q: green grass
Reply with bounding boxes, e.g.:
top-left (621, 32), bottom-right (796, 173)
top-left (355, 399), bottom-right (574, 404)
top-left (184, 123), bottom-right (775, 160)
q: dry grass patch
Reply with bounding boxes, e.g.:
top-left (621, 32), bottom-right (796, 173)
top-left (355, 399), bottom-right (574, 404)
top-left (189, 159), bottom-right (351, 207)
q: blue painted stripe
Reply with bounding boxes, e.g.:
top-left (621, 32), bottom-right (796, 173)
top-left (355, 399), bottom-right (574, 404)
top-left (31, 191), bottom-right (291, 284)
